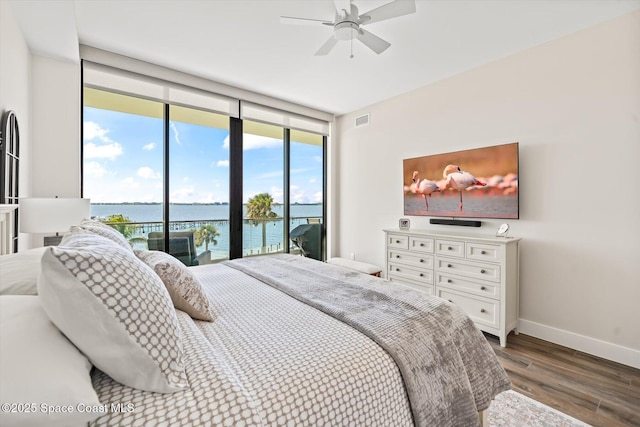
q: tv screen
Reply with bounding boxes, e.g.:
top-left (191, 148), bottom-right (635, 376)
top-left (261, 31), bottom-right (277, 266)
top-left (403, 142), bottom-right (519, 219)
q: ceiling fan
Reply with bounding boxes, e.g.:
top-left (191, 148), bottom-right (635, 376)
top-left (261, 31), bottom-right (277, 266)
top-left (281, 0), bottom-right (416, 56)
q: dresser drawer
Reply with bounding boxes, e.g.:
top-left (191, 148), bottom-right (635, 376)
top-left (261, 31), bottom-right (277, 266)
top-left (409, 236), bottom-right (434, 253)
top-left (388, 262), bottom-right (433, 284)
top-left (388, 250), bottom-right (433, 269)
top-left (435, 239), bottom-right (465, 258)
top-left (388, 274), bottom-right (434, 296)
top-left (387, 234), bottom-right (409, 250)
top-left (466, 242), bottom-right (503, 262)
top-left (435, 257), bottom-right (500, 283)
top-left (438, 289), bottom-right (499, 329)
top-left (436, 272), bottom-right (499, 299)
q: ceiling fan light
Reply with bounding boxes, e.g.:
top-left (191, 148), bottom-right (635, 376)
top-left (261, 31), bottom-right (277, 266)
top-left (334, 21), bottom-right (358, 40)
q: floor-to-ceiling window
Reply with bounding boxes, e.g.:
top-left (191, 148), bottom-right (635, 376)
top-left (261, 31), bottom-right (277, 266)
top-left (242, 121), bottom-right (284, 256)
top-left (83, 88), bottom-right (166, 250)
top-left (82, 73), bottom-right (327, 263)
top-left (169, 105), bottom-right (230, 263)
top-left (289, 130), bottom-right (324, 260)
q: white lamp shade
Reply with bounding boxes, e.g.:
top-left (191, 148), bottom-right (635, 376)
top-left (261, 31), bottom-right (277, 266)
top-left (19, 198), bottom-right (91, 234)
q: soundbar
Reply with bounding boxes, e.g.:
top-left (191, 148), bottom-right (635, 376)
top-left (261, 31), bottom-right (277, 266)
top-left (430, 218), bottom-right (482, 227)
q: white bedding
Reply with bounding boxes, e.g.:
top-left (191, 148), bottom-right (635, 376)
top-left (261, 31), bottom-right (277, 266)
top-left (0, 247), bottom-right (46, 295)
top-left (91, 263), bottom-right (414, 426)
top-left (1, 243), bottom-right (507, 427)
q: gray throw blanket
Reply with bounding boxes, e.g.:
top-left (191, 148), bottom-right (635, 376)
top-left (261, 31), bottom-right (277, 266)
top-left (224, 254), bottom-right (510, 427)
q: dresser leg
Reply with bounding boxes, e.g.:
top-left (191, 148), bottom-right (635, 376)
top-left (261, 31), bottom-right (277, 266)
top-left (500, 335), bottom-right (507, 347)
top-left (479, 409), bottom-right (488, 426)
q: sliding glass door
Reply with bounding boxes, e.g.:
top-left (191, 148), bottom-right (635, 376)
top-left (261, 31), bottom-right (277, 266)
top-left (242, 121), bottom-right (284, 256)
top-left (289, 130), bottom-right (324, 260)
top-left (168, 105), bottom-right (230, 263)
top-left (83, 88), bottom-right (165, 250)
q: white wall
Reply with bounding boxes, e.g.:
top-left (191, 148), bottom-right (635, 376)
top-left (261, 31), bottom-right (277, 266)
top-left (334, 10), bottom-right (640, 367)
top-left (0, 1), bottom-right (31, 249)
top-left (2, 2), bottom-right (80, 249)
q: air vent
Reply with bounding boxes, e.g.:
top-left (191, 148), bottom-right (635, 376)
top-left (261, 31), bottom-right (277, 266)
top-left (355, 113), bottom-right (370, 127)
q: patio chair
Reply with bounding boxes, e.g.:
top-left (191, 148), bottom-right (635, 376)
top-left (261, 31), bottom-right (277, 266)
top-left (147, 231), bottom-right (212, 266)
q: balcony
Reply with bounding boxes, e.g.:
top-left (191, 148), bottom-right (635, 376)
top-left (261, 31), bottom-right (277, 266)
top-left (105, 215), bottom-right (321, 263)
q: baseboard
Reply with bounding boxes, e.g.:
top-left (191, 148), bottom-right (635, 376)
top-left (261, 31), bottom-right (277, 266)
top-left (518, 319), bottom-right (640, 369)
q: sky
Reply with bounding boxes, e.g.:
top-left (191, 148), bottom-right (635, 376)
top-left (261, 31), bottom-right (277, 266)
top-left (83, 107), bottom-right (323, 204)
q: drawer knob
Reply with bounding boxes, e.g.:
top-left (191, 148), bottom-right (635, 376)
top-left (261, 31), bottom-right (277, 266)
top-left (480, 309), bottom-right (486, 313)
top-left (447, 279), bottom-right (452, 283)
top-left (396, 240), bottom-right (401, 244)
top-left (396, 255), bottom-right (400, 258)
top-left (480, 269), bottom-right (486, 274)
top-left (395, 268), bottom-right (400, 272)
top-left (448, 299), bottom-right (453, 303)
top-left (419, 259), bottom-right (424, 263)
top-left (447, 264), bottom-right (452, 268)
top-left (481, 250), bottom-right (486, 255)
top-left (420, 243), bottom-right (424, 247)
top-left (419, 273), bottom-right (424, 277)
top-left (448, 246), bottom-right (452, 250)
top-left (480, 286), bottom-right (486, 290)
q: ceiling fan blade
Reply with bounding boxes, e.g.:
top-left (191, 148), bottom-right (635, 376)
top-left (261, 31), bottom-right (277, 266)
top-left (359, 0), bottom-right (416, 25)
top-left (356, 28), bottom-right (391, 54)
top-left (314, 36), bottom-right (339, 56)
top-left (333, 0), bottom-right (351, 17)
top-left (280, 16), bottom-right (333, 26)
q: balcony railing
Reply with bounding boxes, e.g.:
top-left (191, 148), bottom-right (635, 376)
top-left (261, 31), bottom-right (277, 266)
top-left (105, 216), bottom-right (321, 261)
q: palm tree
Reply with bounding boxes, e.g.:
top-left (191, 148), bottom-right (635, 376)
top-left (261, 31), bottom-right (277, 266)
top-left (246, 192), bottom-right (278, 254)
top-left (102, 214), bottom-right (136, 239)
top-left (195, 223), bottom-right (220, 251)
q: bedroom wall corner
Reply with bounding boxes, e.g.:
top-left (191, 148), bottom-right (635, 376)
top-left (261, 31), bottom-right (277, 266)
top-left (0, 1), bottom-right (32, 250)
top-left (333, 9), bottom-right (640, 366)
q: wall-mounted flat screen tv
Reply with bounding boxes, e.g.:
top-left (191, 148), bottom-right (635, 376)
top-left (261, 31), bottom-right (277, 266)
top-left (403, 142), bottom-right (519, 219)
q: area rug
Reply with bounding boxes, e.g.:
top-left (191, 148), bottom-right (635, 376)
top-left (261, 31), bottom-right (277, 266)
top-left (489, 390), bottom-right (591, 427)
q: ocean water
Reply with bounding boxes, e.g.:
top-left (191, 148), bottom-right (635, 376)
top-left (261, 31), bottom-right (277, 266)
top-left (91, 203), bottom-right (322, 260)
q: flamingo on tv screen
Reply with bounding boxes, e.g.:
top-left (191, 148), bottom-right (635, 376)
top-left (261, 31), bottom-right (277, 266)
top-left (403, 142), bottom-right (519, 219)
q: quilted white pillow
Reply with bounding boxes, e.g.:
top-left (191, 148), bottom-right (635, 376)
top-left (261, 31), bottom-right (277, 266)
top-left (136, 250), bottom-right (216, 321)
top-left (77, 218), bottom-right (133, 252)
top-left (38, 239), bottom-right (189, 393)
top-left (0, 295), bottom-right (105, 427)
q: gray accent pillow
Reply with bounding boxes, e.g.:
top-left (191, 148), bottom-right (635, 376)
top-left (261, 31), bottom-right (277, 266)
top-left (38, 231), bottom-right (189, 393)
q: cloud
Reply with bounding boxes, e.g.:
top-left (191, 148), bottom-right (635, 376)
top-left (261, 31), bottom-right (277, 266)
top-left (84, 121), bottom-right (113, 142)
top-left (222, 134), bottom-right (283, 150)
top-left (121, 177), bottom-right (136, 185)
top-left (84, 161), bottom-right (108, 177)
top-left (217, 160), bottom-right (229, 167)
top-left (170, 122), bottom-right (181, 145)
top-left (170, 186), bottom-right (195, 202)
top-left (142, 142), bottom-right (156, 151)
top-left (84, 142), bottom-right (123, 160)
top-left (137, 166), bottom-right (161, 179)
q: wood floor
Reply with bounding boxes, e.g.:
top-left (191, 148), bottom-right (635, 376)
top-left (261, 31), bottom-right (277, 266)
top-left (485, 333), bottom-right (640, 427)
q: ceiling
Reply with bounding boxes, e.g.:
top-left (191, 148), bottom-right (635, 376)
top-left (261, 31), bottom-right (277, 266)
top-left (10, 0), bottom-right (640, 116)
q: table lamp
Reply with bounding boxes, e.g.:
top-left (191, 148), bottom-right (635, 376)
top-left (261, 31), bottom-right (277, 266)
top-left (19, 198), bottom-right (91, 246)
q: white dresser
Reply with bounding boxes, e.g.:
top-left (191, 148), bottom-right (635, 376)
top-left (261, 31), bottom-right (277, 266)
top-left (384, 229), bottom-right (521, 347)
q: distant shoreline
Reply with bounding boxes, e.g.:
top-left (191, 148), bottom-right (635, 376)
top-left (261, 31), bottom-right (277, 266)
top-left (90, 202), bottom-right (321, 206)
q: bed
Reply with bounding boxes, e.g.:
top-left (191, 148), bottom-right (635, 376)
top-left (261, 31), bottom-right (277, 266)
top-left (0, 220), bottom-right (510, 427)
